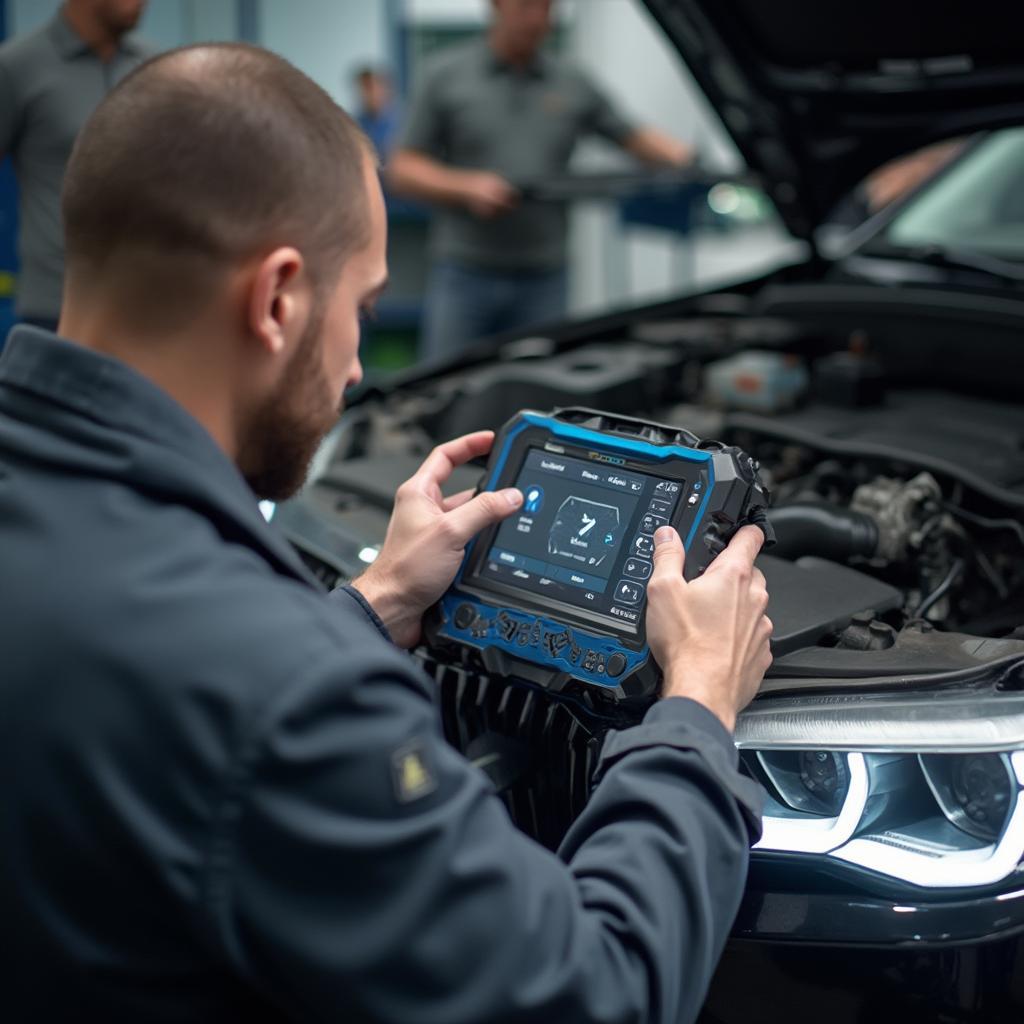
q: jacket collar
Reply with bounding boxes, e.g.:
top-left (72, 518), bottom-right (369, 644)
top-left (0, 326), bottom-right (322, 589)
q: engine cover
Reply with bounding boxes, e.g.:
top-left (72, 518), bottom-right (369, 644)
top-left (757, 555), bottom-right (902, 656)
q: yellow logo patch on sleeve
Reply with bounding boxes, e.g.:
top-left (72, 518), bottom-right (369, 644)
top-left (392, 741), bottom-right (438, 803)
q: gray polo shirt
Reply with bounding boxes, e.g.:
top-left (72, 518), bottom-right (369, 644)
top-left (400, 40), bottom-right (636, 272)
top-left (0, 13), bottom-right (151, 319)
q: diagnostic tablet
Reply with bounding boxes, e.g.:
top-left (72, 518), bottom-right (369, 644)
top-left (427, 408), bottom-right (771, 702)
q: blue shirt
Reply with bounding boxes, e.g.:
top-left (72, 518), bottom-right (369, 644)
top-left (357, 104), bottom-right (401, 161)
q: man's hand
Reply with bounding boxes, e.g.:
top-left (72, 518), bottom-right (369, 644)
top-left (625, 127), bottom-right (695, 168)
top-left (458, 170), bottom-right (518, 218)
top-left (352, 432), bottom-right (522, 648)
top-left (645, 525), bottom-right (771, 732)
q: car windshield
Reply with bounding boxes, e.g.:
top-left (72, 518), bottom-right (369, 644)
top-left (884, 128), bottom-right (1024, 262)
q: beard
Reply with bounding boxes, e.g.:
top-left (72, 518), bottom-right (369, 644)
top-left (238, 304), bottom-right (341, 502)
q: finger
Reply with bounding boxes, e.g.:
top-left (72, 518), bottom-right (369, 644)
top-left (751, 567), bottom-right (767, 592)
top-left (443, 487), bottom-right (523, 547)
top-left (650, 526), bottom-right (685, 581)
top-left (705, 524), bottom-right (764, 576)
top-left (442, 488), bottom-right (476, 512)
top-left (497, 179), bottom-right (520, 200)
top-left (409, 432), bottom-right (495, 492)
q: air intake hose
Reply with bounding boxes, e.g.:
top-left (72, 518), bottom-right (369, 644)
top-left (768, 502), bottom-right (878, 562)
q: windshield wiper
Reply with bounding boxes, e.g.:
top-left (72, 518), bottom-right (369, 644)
top-left (896, 243), bottom-right (1024, 285)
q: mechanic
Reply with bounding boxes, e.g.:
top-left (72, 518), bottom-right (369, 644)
top-left (388, 0), bottom-right (692, 360)
top-left (0, 44), bottom-right (771, 1023)
top-left (0, 0), bottom-right (150, 333)
top-left (353, 64), bottom-right (401, 162)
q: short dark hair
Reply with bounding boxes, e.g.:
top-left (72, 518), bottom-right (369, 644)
top-left (62, 44), bottom-right (372, 322)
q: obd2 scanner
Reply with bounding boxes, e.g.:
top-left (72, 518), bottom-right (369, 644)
top-left (427, 408), bottom-right (772, 703)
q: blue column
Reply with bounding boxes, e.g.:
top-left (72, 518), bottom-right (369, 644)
top-left (0, 0), bottom-right (19, 344)
top-left (237, 0), bottom-right (259, 44)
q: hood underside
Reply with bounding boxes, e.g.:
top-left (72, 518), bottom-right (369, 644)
top-left (643, 0), bottom-right (1024, 237)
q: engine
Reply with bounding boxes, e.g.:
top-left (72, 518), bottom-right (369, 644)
top-left (282, 309), bottom-right (1024, 847)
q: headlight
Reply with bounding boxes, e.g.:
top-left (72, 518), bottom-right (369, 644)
top-left (938, 752), bottom-right (1015, 840)
top-left (749, 750), bottom-right (868, 855)
top-left (735, 683), bottom-right (1024, 890)
top-left (797, 750), bottom-right (849, 813)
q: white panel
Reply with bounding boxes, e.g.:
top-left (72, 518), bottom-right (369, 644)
top-left (185, 0), bottom-right (238, 43)
top-left (8, 0), bottom-right (232, 51)
top-left (565, 0), bottom-right (748, 315)
top-left (259, 0), bottom-right (389, 112)
top-left (138, 0), bottom-right (188, 49)
top-left (404, 0), bottom-right (487, 23)
top-left (403, 0), bottom-right (572, 24)
top-left (10, 0), bottom-right (62, 36)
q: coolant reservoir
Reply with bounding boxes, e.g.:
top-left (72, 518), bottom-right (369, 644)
top-left (704, 349), bottom-right (808, 413)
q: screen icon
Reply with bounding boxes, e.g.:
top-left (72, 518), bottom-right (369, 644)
top-left (614, 580), bottom-right (644, 605)
top-left (524, 486), bottom-right (544, 514)
top-left (633, 535), bottom-right (654, 558)
top-left (640, 513), bottom-right (667, 535)
top-left (623, 558), bottom-right (652, 581)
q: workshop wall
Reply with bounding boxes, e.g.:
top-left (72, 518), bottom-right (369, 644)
top-left (1, 0), bottom-right (797, 360)
top-left (9, 0), bottom-right (238, 48)
top-left (258, 0), bottom-right (390, 112)
top-left (568, 0), bottom-right (738, 313)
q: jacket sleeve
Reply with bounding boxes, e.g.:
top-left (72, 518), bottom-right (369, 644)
top-left (203, 646), bottom-right (761, 1024)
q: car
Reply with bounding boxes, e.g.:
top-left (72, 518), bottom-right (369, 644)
top-left (276, 2), bottom-right (1024, 1020)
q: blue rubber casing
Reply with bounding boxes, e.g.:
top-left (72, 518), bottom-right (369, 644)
top-left (427, 408), bottom-right (767, 703)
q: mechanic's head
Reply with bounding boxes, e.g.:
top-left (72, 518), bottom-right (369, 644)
top-left (67, 0), bottom-right (147, 37)
top-left (490, 0), bottom-right (554, 63)
top-left (61, 44), bottom-right (386, 501)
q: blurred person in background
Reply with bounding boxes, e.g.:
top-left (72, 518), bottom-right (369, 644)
top-left (389, 0), bottom-right (693, 362)
top-left (353, 64), bottom-right (401, 162)
top-left (863, 139), bottom-right (965, 213)
top-left (0, 0), bottom-right (151, 332)
top-left (826, 139), bottom-right (966, 230)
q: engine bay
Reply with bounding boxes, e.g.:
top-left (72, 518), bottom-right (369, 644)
top-left (279, 283), bottom-right (1024, 847)
top-left (290, 287), bottom-right (1024, 675)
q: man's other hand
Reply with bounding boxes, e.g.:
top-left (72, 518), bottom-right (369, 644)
top-left (459, 170), bottom-right (518, 218)
top-left (352, 431), bottom-right (522, 648)
top-left (645, 525), bottom-right (772, 731)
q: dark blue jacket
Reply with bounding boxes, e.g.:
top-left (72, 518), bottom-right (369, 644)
top-left (0, 327), bottom-right (761, 1023)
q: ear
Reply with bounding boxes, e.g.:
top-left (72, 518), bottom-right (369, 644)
top-left (247, 247), bottom-right (309, 357)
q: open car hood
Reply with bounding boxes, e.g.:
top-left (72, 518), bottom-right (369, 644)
top-left (643, 0), bottom-right (1024, 238)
